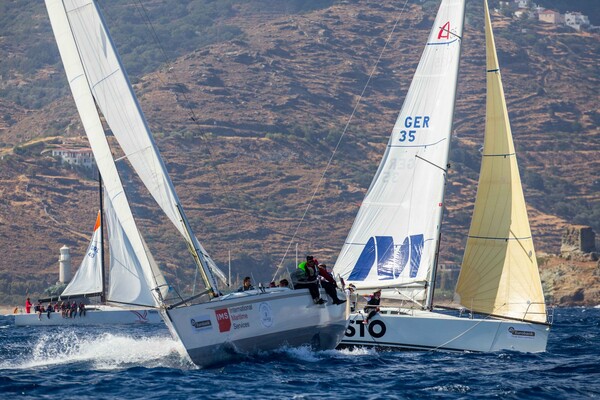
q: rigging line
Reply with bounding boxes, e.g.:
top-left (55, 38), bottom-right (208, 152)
top-left (274, 0), bottom-right (411, 278)
top-left (122, 0), bottom-right (243, 214)
top-left (426, 302), bottom-right (515, 352)
top-left (415, 154), bottom-right (448, 172)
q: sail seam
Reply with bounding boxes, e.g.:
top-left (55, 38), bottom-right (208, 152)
top-left (427, 38), bottom-right (459, 45)
top-left (482, 152), bottom-right (515, 157)
top-left (91, 69), bottom-right (121, 91)
top-left (389, 137), bottom-right (447, 148)
top-left (467, 235), bottom-right (532, 240)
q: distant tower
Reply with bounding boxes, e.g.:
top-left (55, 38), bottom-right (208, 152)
top-left (59, 245), bottom-right (72, 283)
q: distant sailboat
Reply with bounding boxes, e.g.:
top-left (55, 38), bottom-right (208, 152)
top-left (15, 177), bottom-right (166, 326)
top-left (42, 0), bottom-right (347, 366)
top-left (333, 0), bottom-right (550, 352)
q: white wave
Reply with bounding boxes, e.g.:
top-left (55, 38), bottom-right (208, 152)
top-left (271, 344), bottom-right (378, 363)
top-left (2, 331), bottom-right (195, 370)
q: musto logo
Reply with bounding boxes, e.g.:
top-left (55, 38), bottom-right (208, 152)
top-left (345, 319), bottom-right (386, 339)
top-left (508, 327), bottom-right (535, 338)
top-left (189, 315), bottom-right (212, 332)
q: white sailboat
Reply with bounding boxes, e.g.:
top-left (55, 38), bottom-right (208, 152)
top-left (15, 181), bottom-right (165, 326)
top-left (43, 0), bottom-right (347, 366)
top-left (333, 0), bottom-right (550, 353)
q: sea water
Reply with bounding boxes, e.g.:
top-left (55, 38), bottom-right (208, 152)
top-left (0, 307), bottom-right (598, 399)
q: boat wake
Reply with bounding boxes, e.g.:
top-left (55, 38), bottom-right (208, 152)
top-left (1, 330), bottom-right (195, 370)
top-left (271, 345), bottom-right (377, 363)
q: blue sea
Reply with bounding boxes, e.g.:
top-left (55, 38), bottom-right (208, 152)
top-left (0, 307), bottom-right (598, 399)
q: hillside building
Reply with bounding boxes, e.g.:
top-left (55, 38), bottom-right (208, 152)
top-left (539, 9), bottom-right (564, 25)
top-left (51, 147), bottom-right (95, 169)
top-left (565, 12), bottom-right (590, 31)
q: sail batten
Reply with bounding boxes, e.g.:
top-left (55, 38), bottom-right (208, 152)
top-left (455, 0), bottom-right (546, 323)
top-left (333, 0), bottom-right (465, 305)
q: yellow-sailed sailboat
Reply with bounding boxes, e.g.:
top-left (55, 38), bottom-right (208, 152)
top-left (334, 0), bottom-right (550, 352)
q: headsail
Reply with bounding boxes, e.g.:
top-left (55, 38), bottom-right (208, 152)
top-left (104, 190), bottom-right (168, 306)
top-left (455, 1), bottom-right (547, 323)
top-left (45, 0), bottom-right (219, 296)
top-left (60, 211), bottom-right (103, 298)
top-left (46, 0), bottom-right (167, 307)
top-left (333, 0), bottom-right (465, 305)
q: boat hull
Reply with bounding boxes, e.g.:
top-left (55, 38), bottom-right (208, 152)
top-left (162, 288), bottom-right (348, 367)
top-left (14, 305), bottom-right (162, 326)
top-left (339, 308), bottom-right (549, 353)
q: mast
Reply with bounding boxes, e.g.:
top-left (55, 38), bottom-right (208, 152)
top-left (425, 4), bottom-right (466, 311)
top-left (99, 171), bottom-right (106, 303)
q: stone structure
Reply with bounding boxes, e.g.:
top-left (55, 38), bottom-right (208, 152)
top-left (561, 225), bottom-right (597, 261)
top-left (539, 9), bottom-right (564, 24)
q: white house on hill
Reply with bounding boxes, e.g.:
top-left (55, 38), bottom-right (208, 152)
top-left (51, 147), bottom-right (95, 169)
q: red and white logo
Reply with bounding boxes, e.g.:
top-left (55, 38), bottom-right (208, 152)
top-left (438, 21), bottom-right (450, 40)
top-left (215, 308), bottom-right (231, 332)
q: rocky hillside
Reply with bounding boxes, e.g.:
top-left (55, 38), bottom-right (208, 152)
top-left (0, 0), bottom-right (598, 304)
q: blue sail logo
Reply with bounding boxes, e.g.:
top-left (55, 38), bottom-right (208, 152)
top-left (348, 235), bottom-right (424, 281)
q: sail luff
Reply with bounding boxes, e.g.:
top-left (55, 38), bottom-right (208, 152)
top-left (455, 0), bottom-right (546, 323)
top-left (333, 0), bottom-right (465, 305)
top-left (60, 0), bottom-right (218, 295)
top-left (45, 0), bottom-right (166, 307)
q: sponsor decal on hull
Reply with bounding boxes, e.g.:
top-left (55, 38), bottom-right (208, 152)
top-left (345, 319), bottom-right (386, 339)
top-left (259, 302), bottom-right (273, 328)
top-left (215, 304), bottom-right (253, 333)
top-left (508, 326), bottom-right (535, 339)
top-left (190, 314), bottom-right (212, 332)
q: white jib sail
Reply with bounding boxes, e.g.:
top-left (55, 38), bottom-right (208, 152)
top-left (54, 0), bottom-right (218, 293)
top-left (60, 211), bottom-right (103, 298)
top-left (333, 0), bottom-right (465, 304)
top-left (104, 190), bottom-right (165, 306)
top-left (45, 0), bottom-right (167, 307)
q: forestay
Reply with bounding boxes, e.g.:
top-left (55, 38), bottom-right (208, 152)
top-left (333, 0), bottom-right (465, 305)
top-left (46, 0), bottom-right (218, 296)
top-left (455, 1), bottom-right (546, 323)
top-left (46, 0), bottom-right (167, 307)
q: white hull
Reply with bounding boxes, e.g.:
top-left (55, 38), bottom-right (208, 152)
top-left (162, 288), bottom-right (348, 367)
top-left (14, 305), bottom-right (162, 326)
top-left (340, 307), bottom-right (549, 353)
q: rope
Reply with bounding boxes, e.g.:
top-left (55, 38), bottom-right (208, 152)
top-left (273, 0), bottom-right (411, 279)
top-left (129, 0), bottom-right (241, 212)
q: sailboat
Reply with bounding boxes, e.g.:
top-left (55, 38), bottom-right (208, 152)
top-left (15, 178), bottom-right (166, 326)
top-left (333, 0), bottom-right (550, 353)
top-left (43, 0), bottom-right (347, 367)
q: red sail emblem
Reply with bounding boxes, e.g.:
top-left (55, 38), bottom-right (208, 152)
top-left (215, 308), bottom-right (231, 332)
top-left (438, 21), bottom-right (450, 40)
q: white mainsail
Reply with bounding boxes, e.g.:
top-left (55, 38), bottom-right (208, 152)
top-left (60, 211), bottom-right (103, 298)
top-left (46, 0), bottom-right (167, 307)
top-left (54, 0), bottom-right (218, 294)
top-left (334, 0), bottom-right (465, 305)
top-left (455, 1), bottom-right (547, 323)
